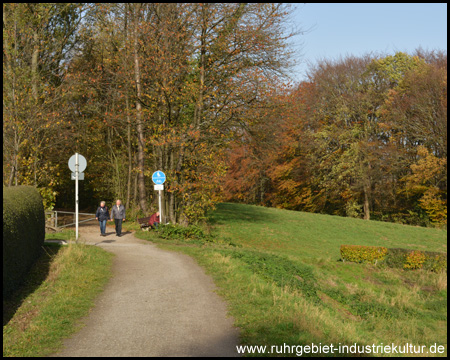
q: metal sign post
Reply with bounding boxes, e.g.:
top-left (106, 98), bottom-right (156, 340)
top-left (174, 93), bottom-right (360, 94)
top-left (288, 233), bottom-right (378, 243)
top-left (158, 189), bottom-right (162, 224)
top-left (68, 153), bottom-right (87, 242)
top-left (152, 171), bottom-right (166, 224)
top-left (75, 153), bottom-right (79, 241)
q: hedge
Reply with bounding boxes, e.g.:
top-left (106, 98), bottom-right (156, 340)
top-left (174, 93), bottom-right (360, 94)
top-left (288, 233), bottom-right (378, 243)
top-left (3, 186), bottom-right (45, 298)
top-left (340, 245), bottom-right (447, 272)
top-left (383, 248), bottom-right (447, 272)
top-left (340, 245), bottom-right (388, 264)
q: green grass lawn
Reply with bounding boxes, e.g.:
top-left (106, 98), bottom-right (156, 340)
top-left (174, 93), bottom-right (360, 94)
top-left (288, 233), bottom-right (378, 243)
top-left (209, 203), bottom-right (446, 261)
top-left (136, 202), bottom-right (447, 357)
top-left (3, 230), bottom-right (114, 357)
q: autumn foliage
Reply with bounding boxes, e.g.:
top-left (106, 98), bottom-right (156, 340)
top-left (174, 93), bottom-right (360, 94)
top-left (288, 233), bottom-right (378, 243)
top-left (223, 51), bottom-right (447, 227)
top-left (2, 3), bottom-right (446, 227)
top-left (3, 3), bottom-right (297, 224)
top-left (340, 245), bottom-right (388, 264)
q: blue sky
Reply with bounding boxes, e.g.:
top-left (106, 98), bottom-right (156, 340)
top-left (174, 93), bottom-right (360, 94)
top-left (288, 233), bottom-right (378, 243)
top-left (287, 3), bottom-right (447, 82)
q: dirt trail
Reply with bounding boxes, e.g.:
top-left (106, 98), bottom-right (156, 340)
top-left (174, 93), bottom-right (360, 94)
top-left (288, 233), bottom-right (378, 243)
top-left (51, 224), bottom-right (240, 357)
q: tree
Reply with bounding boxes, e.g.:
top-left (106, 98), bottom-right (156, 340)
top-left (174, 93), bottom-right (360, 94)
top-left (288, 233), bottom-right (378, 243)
top-left (403, 146), bottom-right (447, 225)
top-left (136, 3), bottom-right (298, 223)
top-left (301, 55), bottom-right (386, 219)
top-left (239, 50), bottom-right (447, 226)
top-left (3, 3), bottom-right (84, 209)
top-left (10, 3), bottom-right (298, 222)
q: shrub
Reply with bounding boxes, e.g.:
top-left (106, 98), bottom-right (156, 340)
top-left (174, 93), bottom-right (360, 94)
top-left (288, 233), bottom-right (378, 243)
top-left (423, 253), bottom-right (447, 273)
top-left (383, 248), bottom-right (447, 272)
top-left (153, 223), bottom-right (239, 247)
top-left (156, 223), bottom-right (214, 243)
top-left (382, 248), bottom-right (409, 269)
top-left (403, 250), bottom-right (427, 270)
top-left (345, 200), bottom-right (363, 218)
top-left (3, 186), bottom-right (45, 298)
top-left (340, 245), bottom-right (388, 264)
top-left (347, 246), bottom-right (448, 273)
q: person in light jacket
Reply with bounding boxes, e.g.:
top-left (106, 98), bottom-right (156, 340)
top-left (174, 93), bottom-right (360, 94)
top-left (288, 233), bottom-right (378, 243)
top-left (95, 201), bottom-right (110, 236)
top-left (111, 199), bottom-right (126, 237)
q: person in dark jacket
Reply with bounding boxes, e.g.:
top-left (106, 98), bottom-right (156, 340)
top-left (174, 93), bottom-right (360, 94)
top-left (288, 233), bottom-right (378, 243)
top-left (110, 199), bottom-right (126, 236)
top-left (95, 201), bottom-right (110, 236)
top-left (148, 212), bottom-right (160, 229)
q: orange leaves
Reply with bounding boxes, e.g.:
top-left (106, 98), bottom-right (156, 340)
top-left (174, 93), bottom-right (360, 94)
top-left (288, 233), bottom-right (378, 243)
top-left (401, 146), bottom-right (447, 225)
top-left (405, 146), bottom-right (446, 189)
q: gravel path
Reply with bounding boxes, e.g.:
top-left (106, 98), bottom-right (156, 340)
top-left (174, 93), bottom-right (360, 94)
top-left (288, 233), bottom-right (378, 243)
top-left (51, 224), bottom-right (240, 357)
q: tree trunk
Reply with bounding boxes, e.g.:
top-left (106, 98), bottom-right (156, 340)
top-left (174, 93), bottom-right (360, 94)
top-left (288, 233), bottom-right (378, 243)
top-left (133, 3), bottom-right (147, 213)
top-left (13, 131), bottom-right (19, 186)
top-left (169, 150), bottom-right (176, 223)
top-left (133, 153), bottom-right (138, 205)
top-left (193, 4), bottom-right (207, 128)
top-left (8, 130), bottom-right (19, 187)
top-left (363, 183), bottom-right (370, 220)
top-left (4, 7), bottom-right (18, 187)
top-left (126, 96), bottom-right (132, 209)
top-left (31, 29), bottom-right (39, 102)
top-left (124, 4), bottom-right (132, 210)
top-left (8, 164), bottom-right (15, 187)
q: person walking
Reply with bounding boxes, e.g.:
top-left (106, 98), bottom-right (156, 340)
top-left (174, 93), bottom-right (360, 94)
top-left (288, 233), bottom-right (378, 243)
top-left (111, 199), bottom-right (126, 237)
top-left (95, 201), bottom-right (110, 236)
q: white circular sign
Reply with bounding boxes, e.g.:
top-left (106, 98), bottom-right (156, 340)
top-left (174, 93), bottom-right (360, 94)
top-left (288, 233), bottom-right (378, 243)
top-left (68, 154), bottom-right (87, 173)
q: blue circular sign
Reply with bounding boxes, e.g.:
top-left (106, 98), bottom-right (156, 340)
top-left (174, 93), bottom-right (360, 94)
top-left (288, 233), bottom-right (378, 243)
top-left (152, 170), bottom-right (166, 184)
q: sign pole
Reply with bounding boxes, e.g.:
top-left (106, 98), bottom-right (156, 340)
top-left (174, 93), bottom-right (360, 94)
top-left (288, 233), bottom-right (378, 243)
top-left (68, 152), bottom-right (86, 242)
top-left (152, 171), bottom-right (166, 225)
top-left (75, 152), bottom-right (79, 242)
top-left (158, 190), bottom-right (162, 224)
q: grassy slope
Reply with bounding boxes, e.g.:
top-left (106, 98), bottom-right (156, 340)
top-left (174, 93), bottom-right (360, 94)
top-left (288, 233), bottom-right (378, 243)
top-left (137, 203), bottom-right (447, 357)
top-left (210, 203), bottom-right (446, 261)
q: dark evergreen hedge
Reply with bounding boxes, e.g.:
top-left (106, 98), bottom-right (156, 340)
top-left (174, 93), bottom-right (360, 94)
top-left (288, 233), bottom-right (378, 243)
top-left (3, 186), bottom-right (45, 298)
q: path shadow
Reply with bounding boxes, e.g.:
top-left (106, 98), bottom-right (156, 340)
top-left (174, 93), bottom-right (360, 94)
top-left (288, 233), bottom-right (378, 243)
top-left (102, 231), bottom-right (132, 237)
top-left (91, 231), bottom-right (133, 244)
top-left (3, 244), bottom-right (62, 326)
top-left (98, 240), bottom-right (116, 244)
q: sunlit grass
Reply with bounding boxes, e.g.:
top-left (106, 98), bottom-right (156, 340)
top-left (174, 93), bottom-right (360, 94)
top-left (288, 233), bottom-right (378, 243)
top-left (136, 202), bottom-right (447, 357)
